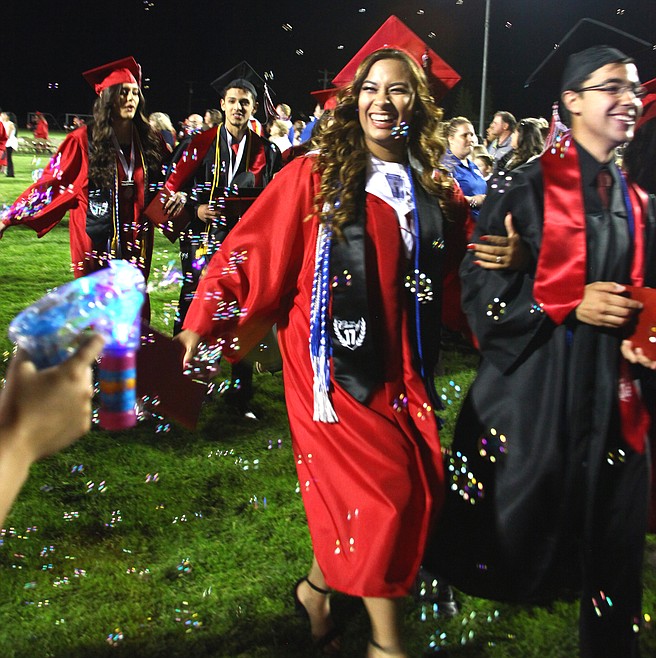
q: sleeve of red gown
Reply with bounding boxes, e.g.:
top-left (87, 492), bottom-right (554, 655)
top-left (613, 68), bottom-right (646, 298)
top-left (1, 130), bottom-right (87, 237)
top-left (182, 155), bottom-right (314, 360)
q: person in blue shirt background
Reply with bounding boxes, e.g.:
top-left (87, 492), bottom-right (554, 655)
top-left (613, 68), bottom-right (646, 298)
top-left (441, 117), bottom-right (487, 222)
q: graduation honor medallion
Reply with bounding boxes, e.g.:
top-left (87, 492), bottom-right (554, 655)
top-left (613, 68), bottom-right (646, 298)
top-left (121, 179), bottom-right (135, 199)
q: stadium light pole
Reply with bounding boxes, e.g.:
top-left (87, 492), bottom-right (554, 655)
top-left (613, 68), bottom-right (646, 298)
top-left (479, 0), bottom-right (491, 135)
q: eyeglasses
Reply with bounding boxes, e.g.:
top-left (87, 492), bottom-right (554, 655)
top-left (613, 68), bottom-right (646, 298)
top-left (575, 83), bottom-right (647, 99)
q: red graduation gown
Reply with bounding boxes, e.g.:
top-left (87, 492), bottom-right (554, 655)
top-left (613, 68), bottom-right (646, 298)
top-left (1, 127), bottom-right (154, 279)
top-left (0, 121), bottom-right (6, 168)
top-left (184, 155), bottom-right (453, 597)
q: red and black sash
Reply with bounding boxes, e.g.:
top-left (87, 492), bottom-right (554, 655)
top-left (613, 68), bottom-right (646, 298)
top-left (533, 141), bottom-right (650, 453)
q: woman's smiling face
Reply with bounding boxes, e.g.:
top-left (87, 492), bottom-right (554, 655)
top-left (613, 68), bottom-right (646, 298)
top-left (358, 58), bottom-right (416, 162)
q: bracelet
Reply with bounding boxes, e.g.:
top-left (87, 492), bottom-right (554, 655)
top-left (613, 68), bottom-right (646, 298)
top-left (469, 199), bottom-right (477, 209)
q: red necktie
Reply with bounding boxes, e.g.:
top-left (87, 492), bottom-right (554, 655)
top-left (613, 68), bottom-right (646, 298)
top-left (596, 168), bottom-right (612, 210)
top-left (231, 142), bottom-right (240, 166)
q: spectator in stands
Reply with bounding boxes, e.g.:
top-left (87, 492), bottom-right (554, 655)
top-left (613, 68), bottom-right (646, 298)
top-left (204, 108), bottom-right (221, 129)
top-left (486, 110), bottom-right (515, 162)
top-left (275, 102), bottom-right (294, 142)
top-left (0, 111), bottom-right (6, 174)
top-left (1, 112), bottom-right (17, 177)
top-left (268, 118), bottom-right (293, 153)
top-left (149, 111), bottom-right (176, 151)
top-left (496, 117), bottom-right (545, 172)
top-left (293, 119), bottom-right (306, 145)
top-left (442, 116), bottom-right (487, 221)
top-left (32, 112), bottom-right (49, 152)
top-left (473, 151), bottom-right (494, 180)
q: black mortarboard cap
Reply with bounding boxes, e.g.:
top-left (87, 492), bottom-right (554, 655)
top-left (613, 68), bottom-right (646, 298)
top-left (210, 61), bottom-right (270, 101)
top-left (524, 18), bottom-right (655, 96)
top-left (560, 46), bottom-right (633, 92)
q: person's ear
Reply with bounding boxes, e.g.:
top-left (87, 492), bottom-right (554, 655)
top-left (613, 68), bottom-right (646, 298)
top-left (561, 90), bottom-right (581, 118)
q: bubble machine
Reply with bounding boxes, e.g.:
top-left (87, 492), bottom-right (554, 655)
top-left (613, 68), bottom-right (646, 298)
top-left (9, 261), bottom-right (146, 430)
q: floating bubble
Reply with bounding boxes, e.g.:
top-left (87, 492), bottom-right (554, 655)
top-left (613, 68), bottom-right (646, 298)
top-left (606, 449), bottom-right (626, 466)
top-left (174, 602), bottom-right (203, 632)
top-left (446, 451), bottom-right (484, 504)
top-left (478, 427), bottom-right (507, 462)
top-left (106, 628), bottom-right (124, 646)
top-left (592, 590), bottom-right (613, 618)
top-left (177, 558), bottom-right (192, 575)
top-left (486, 297), bottom-right (507, 321)
top-left (105, 510), bottom-right (122, 528)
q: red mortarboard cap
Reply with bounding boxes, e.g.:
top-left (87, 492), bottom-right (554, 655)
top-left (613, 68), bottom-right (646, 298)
top-left (331, 15), bottom-right (460, 101)
top-left (82, 57), bottom-right (142, 95)
top-left (636, 78), bottom-right (656, 131)
top-left (310, 88), bottom-right (339, 111)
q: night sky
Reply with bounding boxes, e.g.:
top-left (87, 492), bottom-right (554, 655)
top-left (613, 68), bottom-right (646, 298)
top-left (2, 0), bottom-right (654, 131)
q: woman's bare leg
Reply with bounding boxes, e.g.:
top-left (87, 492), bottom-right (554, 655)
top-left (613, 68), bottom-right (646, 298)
top-left (295, 555), bottom-right (340, 651)
top-left (363, 597), bottom-right (408, 657)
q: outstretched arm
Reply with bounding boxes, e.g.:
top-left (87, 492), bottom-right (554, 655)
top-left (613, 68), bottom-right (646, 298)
top-left (0, 334), bottom-right (104, 525)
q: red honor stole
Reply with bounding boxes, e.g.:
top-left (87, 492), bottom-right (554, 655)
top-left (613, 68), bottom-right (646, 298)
top-left (247, 133), bottom-right (267, 186)
top-left (534, 141), bottom-right (649, 453)
top-left (164, 126), bottom-right (218, 193)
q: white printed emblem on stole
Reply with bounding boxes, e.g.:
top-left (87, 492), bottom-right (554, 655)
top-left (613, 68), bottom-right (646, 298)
top-left (88, 200), bottom-right (109, 217)
top-left (333, 318), bottom-right (366, 351)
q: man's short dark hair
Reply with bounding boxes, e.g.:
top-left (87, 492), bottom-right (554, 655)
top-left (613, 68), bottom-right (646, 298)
top-left (495, 111), bottom-right (517, 132)
top-left (222, 78), bottom-right (257, 102)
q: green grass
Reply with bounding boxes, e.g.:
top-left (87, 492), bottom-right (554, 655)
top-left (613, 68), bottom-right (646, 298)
top-left (0, 150), bottom-right (655, 657)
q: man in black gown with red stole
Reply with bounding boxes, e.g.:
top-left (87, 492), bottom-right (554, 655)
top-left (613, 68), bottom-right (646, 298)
top-left (428, 46), bottom-right (655, 657)
top-left (164, 68), bottom-right (281, 417)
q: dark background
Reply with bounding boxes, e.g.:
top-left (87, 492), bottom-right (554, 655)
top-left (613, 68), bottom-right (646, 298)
top-left (2, 0), bottom-right (654, 131)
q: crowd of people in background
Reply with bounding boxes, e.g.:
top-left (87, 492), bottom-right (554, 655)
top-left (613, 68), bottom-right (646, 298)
top-left (1, 27), bottom-right (656, 657)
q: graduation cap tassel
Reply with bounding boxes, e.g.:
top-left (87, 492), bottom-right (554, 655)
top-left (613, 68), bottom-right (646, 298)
top-left (543, 102), bottom-right (570, 153)
top-left (263, 83), bottom-right (278, 124)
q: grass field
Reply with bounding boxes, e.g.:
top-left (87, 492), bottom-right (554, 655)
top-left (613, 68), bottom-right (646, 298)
top-left (0, 146), bottom-right (655, 657)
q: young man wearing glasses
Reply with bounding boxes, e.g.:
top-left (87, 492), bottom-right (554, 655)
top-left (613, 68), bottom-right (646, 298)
top-left (429, 46), bottom-right (654, 658)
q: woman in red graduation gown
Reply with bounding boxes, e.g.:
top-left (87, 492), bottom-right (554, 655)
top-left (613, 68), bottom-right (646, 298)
top-left (0, 58), bottom-right (181, 282)
top-left (177, 48), bottom-right (467, 657)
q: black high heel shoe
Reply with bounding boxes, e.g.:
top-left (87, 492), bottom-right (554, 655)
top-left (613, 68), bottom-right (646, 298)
top-left (368, 639), bottom-right (405, 656)
top-left (293, 576), bottom-right (341, 654)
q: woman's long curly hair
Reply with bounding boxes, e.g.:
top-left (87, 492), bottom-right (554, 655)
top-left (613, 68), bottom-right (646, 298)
top-left (311, 48), bottom-right (453, 233)
top-left (88, 84), bottom-right (162, 188)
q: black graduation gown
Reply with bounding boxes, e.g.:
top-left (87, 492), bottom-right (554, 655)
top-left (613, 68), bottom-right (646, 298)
top-left (426, 149), bottom-right (652, 657)
top-left (174, 125), bottom-right (281, 333)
